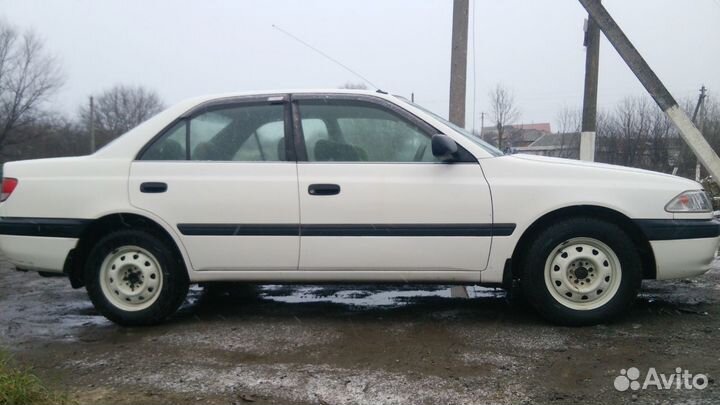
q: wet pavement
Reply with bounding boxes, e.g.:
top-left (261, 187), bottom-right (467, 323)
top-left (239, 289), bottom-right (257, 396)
top-left (1, 258), bottom-right (718, 405)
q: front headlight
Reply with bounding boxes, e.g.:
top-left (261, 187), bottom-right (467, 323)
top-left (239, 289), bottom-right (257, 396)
top-left (665, 190), bottom-right (712, 213)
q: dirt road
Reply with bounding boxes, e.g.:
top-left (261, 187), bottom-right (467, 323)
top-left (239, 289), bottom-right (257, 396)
top-left (1, 258), bottom-right (718, 404)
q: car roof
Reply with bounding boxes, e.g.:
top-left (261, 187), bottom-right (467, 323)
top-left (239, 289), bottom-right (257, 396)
top-left (189, 88), bottom-right (390, 101)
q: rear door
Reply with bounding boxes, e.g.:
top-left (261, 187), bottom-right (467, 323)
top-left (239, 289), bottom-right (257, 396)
top-left (293, 94), bottom-right (494, 272)
top-left (129, 95), bottom-right (300, 271)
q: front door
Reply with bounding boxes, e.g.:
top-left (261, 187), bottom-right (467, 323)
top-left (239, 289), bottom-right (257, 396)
top-left (293, 94), bottom-right (493, 272)
top-left (129, 96), bottom-right (300, 271)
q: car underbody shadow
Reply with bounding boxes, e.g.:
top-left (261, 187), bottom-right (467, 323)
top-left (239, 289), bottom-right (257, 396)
top-left (168, 283), bottom-right (546, 326)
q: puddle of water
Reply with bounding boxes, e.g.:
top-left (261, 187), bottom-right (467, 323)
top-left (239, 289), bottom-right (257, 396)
top-left (257, 285), bottom-right (504, 307)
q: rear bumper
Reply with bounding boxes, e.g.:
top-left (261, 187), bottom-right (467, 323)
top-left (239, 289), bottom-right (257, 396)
top-left (635, 219), bottom-right (720, 280)
top-left (0, 217), bottom-right (88, 273)
top-left (0, 235), bottom-right (77, 273)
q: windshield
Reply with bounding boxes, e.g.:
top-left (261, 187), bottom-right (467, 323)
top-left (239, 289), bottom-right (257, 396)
top-left (398, 98), bottom-right (504, 157)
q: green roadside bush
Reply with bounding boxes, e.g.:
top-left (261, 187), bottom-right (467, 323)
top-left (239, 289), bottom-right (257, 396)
top-left (0, 351), bottom-right (75, 405)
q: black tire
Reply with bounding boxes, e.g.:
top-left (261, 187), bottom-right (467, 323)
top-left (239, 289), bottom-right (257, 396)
top-left (85, 229), bottom-right (189, 326)
top-left (520, 217), bottom-right (642, 326)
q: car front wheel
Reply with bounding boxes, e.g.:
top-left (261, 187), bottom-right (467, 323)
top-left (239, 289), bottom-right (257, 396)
top-left (521, 217), bottom-right (642, 325)
top-left (85, 229), bottom-right (189, 326)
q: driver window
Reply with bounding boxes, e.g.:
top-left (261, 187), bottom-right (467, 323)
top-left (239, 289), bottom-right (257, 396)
top-left (298, 100), bottom-right (437, 163)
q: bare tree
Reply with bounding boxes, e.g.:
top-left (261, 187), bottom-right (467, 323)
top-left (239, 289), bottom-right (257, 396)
top-left (646, 105), bottom-right (674, 173)
top-left (702, 97), bottom-right (720, 155)
top-left (593, 96), bottom-right (677, 171)
top-left (2, 113), bottom-right (86, 160)
top-left (339, 82), bottom-right (368, 90)
top-left (555, 106), bottom-right (582, 158)
top-left (488, 84), bottom-right (519, 150)
top-left (556, 106), bottom-right (582, 134)
top-left (79, 85), bottom-right (164, 147)
top-left (552, 95), bottom-right (720, 178)
top-left (0, 20), bottom-right (63, 156)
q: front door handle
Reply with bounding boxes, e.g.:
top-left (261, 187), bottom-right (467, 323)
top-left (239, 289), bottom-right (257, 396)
top-left (140, 182), bottom-right (167, 193)
top-left (308, 184), bottom-right (340, 196)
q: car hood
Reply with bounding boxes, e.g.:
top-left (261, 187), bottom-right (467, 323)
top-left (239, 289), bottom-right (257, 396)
top-left (478, 153), bottom-right (707, 221)
top-left (508, 153), bottom-right (699, 187)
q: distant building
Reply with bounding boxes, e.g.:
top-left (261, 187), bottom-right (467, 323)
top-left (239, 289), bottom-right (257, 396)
top-left (513, 132), bottom-right (581, 159)
top-left (510, 133), bottom-right (684, 171)
top-left (480, 123), bottom-right (552, 149)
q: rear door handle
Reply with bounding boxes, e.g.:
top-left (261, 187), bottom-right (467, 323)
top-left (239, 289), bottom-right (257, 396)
top-left (140, 182), bottom-right (167, 193)
top-left (308, 184), bottom-right (340, 196)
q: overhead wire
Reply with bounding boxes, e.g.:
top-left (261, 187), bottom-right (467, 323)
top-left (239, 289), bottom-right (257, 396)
top-left (271, 24), bottom-right (380, 90)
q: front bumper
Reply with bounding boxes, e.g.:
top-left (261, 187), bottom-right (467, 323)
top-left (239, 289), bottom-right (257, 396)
top-left (635, 219), bottom-right (720, 280)
top-left (650, 237), bottom-right (719, 279)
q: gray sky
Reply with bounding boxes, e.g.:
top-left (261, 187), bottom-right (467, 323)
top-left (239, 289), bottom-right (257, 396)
top-left (1, 0), bottom-right (719, 132)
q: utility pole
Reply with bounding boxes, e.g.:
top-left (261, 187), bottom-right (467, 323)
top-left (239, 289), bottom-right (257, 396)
top-left (449, 0), bottom-right (471, 301)
top-left (449, 0), bottom-right (469, 127)
top-left (89, 96), bottom-right (95, 154)
top-left (692, 86), bottom-right (708, 181)
top-left (580, 5), bottom-right (600, 162)
top-left (578, 0), bottom-right (720, 185)
top-left (480, 112), bottom-right (485, 139)
top-left (692, 86), bottom-right (707, 122)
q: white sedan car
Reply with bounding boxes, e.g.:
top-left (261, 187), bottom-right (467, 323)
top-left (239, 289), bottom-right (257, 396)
top-left (0, 90), bottom-right (717, 326)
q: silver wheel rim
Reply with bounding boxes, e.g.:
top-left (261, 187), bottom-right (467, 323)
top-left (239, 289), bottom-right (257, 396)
top-left (99, 245), bottom-right (163, 312)
top-left (543, 237), bottom-right (622, 310)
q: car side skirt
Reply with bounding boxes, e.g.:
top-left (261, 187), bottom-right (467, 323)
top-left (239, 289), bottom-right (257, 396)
top-left (189, 270), bottom-right (484, 283)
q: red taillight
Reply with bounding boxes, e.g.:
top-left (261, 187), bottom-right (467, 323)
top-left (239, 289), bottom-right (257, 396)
top-left (1, 178), bottom-right (18, 202)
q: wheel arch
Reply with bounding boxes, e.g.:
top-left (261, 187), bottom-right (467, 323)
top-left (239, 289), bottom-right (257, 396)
top-left (509, 205), bottom-right (656, 282)
top-left (64, 212), bottom-right (189, 288)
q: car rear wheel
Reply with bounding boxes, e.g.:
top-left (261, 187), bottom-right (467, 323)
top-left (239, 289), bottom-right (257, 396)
top-left (85, 229), bottom-right (188, 326)
top-left (521, 217), bottom-right (642, 325)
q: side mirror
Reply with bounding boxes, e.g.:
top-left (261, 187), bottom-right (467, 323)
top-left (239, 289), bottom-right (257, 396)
top-left (431, 134), bottom-right (458, 162)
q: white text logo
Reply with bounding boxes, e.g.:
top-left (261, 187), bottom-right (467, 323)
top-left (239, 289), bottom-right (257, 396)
top-left (614, 367), bottom-right (708, 391)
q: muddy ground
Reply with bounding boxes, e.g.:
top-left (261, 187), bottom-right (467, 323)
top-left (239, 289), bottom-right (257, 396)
top-left (1, 258), bottom-right (718, 405)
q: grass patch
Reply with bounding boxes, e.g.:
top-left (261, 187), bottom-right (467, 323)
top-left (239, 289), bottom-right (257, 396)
top-left (0, 350), bottom-right (75, 405)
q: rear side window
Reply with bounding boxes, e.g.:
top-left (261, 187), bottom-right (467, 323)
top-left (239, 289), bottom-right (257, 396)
top-left (140, 103), bottom-right (286, 161)
top-left (141, 121), bottom-right (187, 161)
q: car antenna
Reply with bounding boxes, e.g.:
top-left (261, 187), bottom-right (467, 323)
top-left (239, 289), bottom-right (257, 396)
top-left (271, 24), bottom-right (383, 92)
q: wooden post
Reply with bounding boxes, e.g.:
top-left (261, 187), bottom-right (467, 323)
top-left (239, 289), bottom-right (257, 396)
top-left (449, 0), bottom-right (469, 127)
top-left (580, 7), bottom-right (600, 162)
